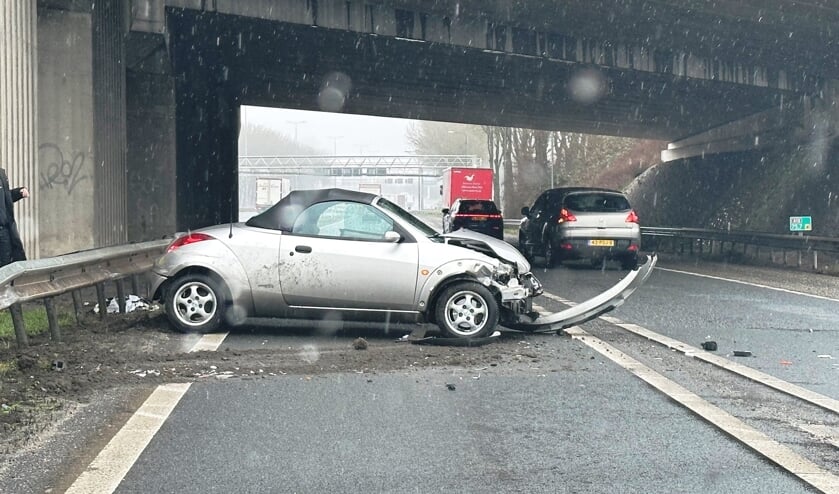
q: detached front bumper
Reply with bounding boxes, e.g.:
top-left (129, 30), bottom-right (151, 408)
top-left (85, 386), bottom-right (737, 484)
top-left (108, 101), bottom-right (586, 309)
top-left (504, 254), bottom-right (657, 333)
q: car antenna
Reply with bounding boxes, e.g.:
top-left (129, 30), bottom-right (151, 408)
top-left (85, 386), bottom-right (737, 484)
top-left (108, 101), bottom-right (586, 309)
top-left (228, 186), bottom-right (235, 238)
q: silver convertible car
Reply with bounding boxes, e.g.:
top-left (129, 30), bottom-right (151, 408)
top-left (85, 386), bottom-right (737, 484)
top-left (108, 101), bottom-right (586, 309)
top-left (150, 188), bottom-right (655, 339)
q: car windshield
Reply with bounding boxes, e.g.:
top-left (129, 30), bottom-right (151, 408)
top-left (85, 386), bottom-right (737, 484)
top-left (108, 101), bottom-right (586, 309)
top-left (376, 196), bottom-right (440, 239)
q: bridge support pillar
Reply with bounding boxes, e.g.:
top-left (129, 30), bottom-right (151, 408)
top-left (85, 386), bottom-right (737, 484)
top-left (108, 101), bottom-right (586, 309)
top-left (0, 0), bottom-right (39, 258)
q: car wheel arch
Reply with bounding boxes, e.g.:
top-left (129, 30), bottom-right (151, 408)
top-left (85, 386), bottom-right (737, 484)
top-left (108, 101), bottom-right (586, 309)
top-left (156, 266), bottom-right (233, 307)
top-left (425, 274), bottom-right (501, 325)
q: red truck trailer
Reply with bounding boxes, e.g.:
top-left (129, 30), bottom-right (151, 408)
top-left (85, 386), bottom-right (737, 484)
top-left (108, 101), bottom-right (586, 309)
top-left (440, 167), bottom-right (494, 208)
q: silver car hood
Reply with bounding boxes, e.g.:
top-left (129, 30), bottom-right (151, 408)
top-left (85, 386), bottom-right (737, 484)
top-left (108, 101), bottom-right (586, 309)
top-left (441, 229), bottom-right (530, 272)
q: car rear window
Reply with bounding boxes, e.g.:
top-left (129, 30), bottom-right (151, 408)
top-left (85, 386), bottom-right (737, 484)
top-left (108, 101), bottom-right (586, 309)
top-left (457, 200), bottom-right (500, 214)
top-left (564, 193), bottom-right (630, 212)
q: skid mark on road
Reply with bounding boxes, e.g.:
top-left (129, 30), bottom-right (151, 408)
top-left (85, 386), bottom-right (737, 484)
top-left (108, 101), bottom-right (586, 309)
top-left (565, 326), bottom-right (839, 494)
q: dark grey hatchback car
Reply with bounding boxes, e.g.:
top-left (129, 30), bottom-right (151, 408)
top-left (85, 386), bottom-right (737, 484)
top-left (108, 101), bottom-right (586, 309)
top-left (518, 187), bottom-right (641, 269)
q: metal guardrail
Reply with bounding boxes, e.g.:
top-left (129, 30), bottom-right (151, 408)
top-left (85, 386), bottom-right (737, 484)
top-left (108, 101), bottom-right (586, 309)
top-left (640, 227), bottom-right (839, 269)
top-left (503, 218), bottom-right (838, 269)
top-left (0, 238), bottom-right (171, 348)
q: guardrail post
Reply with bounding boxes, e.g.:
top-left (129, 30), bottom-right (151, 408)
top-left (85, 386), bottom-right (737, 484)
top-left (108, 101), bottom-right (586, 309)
top-left (44, 297), bottom-right (61, 342)
top-left (116, 279), bottom-right (126, 314)
top-left (96, 283), bottom-right (107, 320)
top-left (71, 290), bottom-right (83, 324)
top-left (814, 251), bottom-right (819, 270)
top-left (131, 274), bottom-right (140, 297)
top-left (10, 304), bottom-right (28, 347)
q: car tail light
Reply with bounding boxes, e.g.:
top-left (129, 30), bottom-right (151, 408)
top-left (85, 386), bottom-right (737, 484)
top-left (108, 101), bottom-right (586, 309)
top-left (627, 244), bottom-right (639, 252)
top-left (560, 242), bottom-right (574, 250)
top-left (457, 213), bottom-right (502, 219)
top-left (558, 208), bottom-right (577, 223)
top-left (626, 210), bottom-right (639, 224)
top-left (167, 232), bottom-right (215, 253)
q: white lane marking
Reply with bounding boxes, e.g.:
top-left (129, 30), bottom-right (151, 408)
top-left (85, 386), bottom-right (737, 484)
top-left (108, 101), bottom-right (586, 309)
top-left (65, 383), bottom-right (192, 494)
top-left (189, 332), bottom-right (229, 352)
top-left (67, 332), bottom-right (227, 492)
top-left (541, 289), bottom-right (839, 415)
top-left (656, 267), bottom-right (839, 303)
top-left (564, 326), bottom-right (839, 493)
top-left (604, 319), bottom-right (839, 415)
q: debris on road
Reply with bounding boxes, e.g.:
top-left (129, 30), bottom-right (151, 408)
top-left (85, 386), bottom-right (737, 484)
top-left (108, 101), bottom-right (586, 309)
top-left (93, 294), bottom-right (155, 314)
top-left (701, 341), bottom-right (717, 351)
top-left (732, 350), bottom-right (752, 357)
top-left (446, 383), bottom-right (456, 391)
top-left (352, 338), bottom-right (368, 350)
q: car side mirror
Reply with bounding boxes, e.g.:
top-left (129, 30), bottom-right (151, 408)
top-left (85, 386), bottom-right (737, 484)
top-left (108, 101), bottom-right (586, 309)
top-left (383, 231), bottom-right (401, 243)
top-left (442, 208), bottom-right (450, 215)
top-left (521, 207), bottom-right (530, 216)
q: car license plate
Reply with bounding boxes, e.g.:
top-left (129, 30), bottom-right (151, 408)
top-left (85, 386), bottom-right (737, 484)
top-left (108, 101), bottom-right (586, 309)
top-left (589, 239), bottom-right (615, 247)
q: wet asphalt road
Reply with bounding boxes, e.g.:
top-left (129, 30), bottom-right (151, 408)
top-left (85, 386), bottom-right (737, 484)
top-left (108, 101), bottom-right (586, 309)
top-left (107, 256), bottom-right (839, 493)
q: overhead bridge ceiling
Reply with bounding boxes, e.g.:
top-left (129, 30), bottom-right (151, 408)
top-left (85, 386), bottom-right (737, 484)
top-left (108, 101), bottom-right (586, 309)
top-left (166, 7), bottom-right (810, 140)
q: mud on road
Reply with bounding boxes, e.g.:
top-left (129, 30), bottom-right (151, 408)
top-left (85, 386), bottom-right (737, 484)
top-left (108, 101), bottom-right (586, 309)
top-left (0, 306), bottom-right (564, 465)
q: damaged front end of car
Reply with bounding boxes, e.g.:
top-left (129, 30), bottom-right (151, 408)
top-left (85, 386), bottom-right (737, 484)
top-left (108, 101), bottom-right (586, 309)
top-left (440, 229), bottom-right (656, 334)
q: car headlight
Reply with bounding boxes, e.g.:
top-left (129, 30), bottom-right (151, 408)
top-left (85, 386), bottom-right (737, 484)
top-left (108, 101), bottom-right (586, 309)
top-left (494, 262), bottom-right (514, 278)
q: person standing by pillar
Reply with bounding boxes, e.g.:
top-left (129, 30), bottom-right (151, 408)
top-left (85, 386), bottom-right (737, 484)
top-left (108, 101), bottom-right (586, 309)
top-left (0, 168), bottom-right (29, 267)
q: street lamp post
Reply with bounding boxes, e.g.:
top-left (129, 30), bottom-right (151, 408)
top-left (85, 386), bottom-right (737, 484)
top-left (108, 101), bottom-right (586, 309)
top-left (447, 130), bottom-right (469, 157)
top-left (287, 120), bottom-right (306, 145)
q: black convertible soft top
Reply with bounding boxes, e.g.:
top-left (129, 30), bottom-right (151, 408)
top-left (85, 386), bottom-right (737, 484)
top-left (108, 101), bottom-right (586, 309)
top-left (245, 188), bottom-right (377, 231)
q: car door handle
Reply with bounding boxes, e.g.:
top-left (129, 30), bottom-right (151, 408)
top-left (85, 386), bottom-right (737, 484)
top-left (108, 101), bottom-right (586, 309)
top-left (294, 245), bottom-right (312, 254)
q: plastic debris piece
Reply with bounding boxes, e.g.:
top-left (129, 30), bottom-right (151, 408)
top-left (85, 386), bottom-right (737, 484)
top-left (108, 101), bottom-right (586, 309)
top-left (733, 350), bottom-right (752, 357)
top-left (817, 355), bottom-right (834, 359)
top-left (446, 383), bottom-right (456, 391)
top-left (780, 360), bottom-right (793, 366)
top-left (700, 341), bottom-right (717, 351)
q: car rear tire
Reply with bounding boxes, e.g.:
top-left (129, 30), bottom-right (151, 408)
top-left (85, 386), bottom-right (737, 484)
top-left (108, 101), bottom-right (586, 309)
top-left (544, 242), bottom-right (556, 268)
top-left (165, 274), bottom-right (225, 334)
top-left (435, 282), bottom-right (499, 338)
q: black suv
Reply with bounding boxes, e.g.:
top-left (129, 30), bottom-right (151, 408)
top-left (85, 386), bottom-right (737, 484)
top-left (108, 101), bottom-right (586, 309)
top-left (442, 199), bottom-right (504, 239)
top-left (518, 187), bottom-right (641, 269)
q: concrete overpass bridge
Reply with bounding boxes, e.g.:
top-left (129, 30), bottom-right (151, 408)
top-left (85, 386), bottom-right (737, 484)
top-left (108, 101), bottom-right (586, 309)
top-left (1, 0), bottom-right (837, 257)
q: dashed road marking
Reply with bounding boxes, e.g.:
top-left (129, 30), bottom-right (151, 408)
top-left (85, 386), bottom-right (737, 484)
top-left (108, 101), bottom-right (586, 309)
top-left (65, 383), bottom-right (192, 494)
top-left (67, 332), bottom-right (227, 493)
top-left (189, 332), bottom-right (229, 352)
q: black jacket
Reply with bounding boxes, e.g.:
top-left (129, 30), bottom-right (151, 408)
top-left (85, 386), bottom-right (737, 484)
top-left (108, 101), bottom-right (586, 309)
top-left (0, 168), bottom-right (27, 261)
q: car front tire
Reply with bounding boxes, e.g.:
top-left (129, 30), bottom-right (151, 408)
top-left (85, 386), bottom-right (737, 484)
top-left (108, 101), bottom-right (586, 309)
top-left (435, 282), bottom-right (499, 338)
top-left (165, 274), bottom-right (225, 334)
top-left (621, 255), bottom-right (639, 270)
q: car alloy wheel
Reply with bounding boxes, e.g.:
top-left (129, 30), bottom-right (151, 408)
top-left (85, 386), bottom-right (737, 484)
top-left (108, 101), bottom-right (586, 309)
top-left (435, 282), bottom-right (499, 338)
top-left (165, 274), bottom-right (225, 333)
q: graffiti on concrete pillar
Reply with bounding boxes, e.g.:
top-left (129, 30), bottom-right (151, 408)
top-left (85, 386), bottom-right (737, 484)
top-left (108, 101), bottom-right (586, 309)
top-left (38, 143), bottom-right (90, 195)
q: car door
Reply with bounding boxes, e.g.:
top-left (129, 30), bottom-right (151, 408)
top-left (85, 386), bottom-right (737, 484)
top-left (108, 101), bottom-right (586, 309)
top-left (520, 192), bottom-right (549, 247)
top-left (278, 200), bottom-right (419, 310)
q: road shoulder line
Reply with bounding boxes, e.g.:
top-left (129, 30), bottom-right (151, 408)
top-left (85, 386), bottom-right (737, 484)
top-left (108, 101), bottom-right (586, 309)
top-left (565, 326), bottom-right (839, 494)
top-left (599, 316), bottom-right (839, 415)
